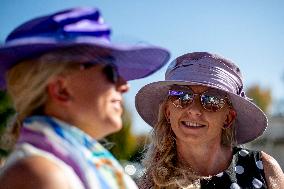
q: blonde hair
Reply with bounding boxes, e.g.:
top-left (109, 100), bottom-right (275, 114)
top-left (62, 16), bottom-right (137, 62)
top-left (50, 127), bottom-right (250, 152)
top-left (139, 99), bottom-right (237, 189)
top-left (6, 45), bottom-right (107, 135)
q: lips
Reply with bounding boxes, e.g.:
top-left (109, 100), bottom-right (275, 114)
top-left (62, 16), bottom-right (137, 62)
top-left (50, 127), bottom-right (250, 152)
top-left (180, 121), bottom-right (206, 128)
top-left (112, 99), bottom-right (122, 106)
top-left (111, 98), bottom-right (123, 112)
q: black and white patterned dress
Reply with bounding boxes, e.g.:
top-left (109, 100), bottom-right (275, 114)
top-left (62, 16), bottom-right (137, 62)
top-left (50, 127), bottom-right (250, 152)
top-left (200, 147), bottom-right (267, 189)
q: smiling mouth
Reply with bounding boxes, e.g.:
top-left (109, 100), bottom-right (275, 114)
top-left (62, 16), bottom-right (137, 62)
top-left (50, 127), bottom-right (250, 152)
top-left (112, 100), bottom-right (122, 111)
top-left (180, 121), bottom-right (206, 128)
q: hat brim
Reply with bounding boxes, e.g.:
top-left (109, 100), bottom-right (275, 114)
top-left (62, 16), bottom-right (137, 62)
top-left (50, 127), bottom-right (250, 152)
top-left (135, 80), bottom-right (267, 144)
top-left (0, 40), bottom-right (170, 89)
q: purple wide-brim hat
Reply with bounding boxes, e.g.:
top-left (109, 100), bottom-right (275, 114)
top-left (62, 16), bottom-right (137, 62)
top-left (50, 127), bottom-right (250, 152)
top-left (135, 52), bottom-right (267, 144)
top-left (0, 7), bottom-right (170, 89)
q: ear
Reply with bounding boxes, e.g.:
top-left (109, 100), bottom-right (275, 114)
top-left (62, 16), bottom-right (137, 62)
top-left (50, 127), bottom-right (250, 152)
top-left (224, 109), bottom-right (237, 128)
top-left (47, 76), bottom-right (70, 103)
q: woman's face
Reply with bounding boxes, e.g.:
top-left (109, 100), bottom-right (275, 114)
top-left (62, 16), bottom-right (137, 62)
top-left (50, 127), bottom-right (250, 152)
top-left (165, 85), bottom-right (234, 146)
top-left (60, 63), bottom-right (129, 139)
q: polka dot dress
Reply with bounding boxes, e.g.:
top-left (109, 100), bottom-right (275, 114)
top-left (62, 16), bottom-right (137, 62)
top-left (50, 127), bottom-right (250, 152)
top-left (200, 147), bottom-right (267, 188)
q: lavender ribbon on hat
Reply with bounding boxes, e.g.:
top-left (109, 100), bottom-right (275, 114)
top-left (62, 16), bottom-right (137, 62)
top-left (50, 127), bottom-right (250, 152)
top-left (165, 52), bottom-right (248, 99)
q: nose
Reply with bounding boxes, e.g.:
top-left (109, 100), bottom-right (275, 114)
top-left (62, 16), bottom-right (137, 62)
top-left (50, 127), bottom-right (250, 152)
top-left (186, 96), bottom-right (202, 116)
top-left (116, 76), bottom-right (130, 93)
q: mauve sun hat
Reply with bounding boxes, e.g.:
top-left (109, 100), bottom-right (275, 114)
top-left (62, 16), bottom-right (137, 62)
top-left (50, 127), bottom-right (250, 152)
top-left (135, 52), bottom-right (267, 144)
top-left (0, 7), bottom-right (170, 89)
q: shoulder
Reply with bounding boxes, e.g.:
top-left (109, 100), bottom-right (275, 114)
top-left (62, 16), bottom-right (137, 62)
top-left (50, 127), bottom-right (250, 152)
top-left (0, 155), bottom-right (70, 189)
top-left (233, 146), bottom-right (260, 161)
top-left (261, 151), bottom-right (284, 188)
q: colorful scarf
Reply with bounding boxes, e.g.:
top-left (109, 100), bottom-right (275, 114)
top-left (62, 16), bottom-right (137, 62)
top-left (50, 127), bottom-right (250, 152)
top-left (17, 116), bottom-right (138, 189)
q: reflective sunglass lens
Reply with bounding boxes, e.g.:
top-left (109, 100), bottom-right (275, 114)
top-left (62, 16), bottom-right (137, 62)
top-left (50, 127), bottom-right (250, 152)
top-left (169, 90), bottom-right (184, 96)
top-left (168, 90), bottom-right (194, 108)
top-left (168, 87), bottom-right (229, 112)
top-left (179, 93), bottom-right (193, 107)
top-left (201, 93), bottom-right (226, 111)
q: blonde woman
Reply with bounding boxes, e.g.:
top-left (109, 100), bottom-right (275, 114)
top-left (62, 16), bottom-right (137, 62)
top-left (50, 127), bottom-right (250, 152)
top-left (0, 7), bottom-right (169, 189)
top-left (135, 52), bottom-right (284, 188)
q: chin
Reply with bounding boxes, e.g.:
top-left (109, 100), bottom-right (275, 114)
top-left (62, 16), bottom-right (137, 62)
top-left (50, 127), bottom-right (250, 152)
top-left (104, 125), bottom-right (122, 138)
top-left (114, 122), bottom-right (123, 132)
top-left (109, 118), bottom-right (123, 132)
top-left (97, 124), bottom-right (123, 139)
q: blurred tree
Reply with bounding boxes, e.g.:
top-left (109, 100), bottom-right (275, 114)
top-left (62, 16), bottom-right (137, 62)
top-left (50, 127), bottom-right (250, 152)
top-left (0, 91), bottom-right (14, 133)
top-left (0, 90), bottom-right (15, 157)
top-left (106, 106), bottom-right (137, 161)
top-left (128, 134), bottom-right (149, 162)
top-left (246, 84), bottom-right (272, 114)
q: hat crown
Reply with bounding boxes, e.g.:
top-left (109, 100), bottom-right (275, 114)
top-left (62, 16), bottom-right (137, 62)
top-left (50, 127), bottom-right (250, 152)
top-left (6, 7), bottom-right (111, 43)
top-left (165, 52), bottom-right (245, 97)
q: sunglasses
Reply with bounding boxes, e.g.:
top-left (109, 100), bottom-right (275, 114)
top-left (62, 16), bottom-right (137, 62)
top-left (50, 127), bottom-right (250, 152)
top-left (80, 62), bottom-right (119, 84)
top-left (168, 86), bottom-right (231, 112)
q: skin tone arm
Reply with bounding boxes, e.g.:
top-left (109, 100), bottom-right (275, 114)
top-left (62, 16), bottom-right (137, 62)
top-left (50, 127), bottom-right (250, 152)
top-left (0, 156), bottom-right (70, 189)
top-left (262, 151), bottom-right (284, 189)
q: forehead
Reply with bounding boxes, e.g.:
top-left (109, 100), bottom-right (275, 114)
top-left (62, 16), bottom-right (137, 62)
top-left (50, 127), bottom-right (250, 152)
top-left (189, 85), bottom-right (209, 93)
top-left (171, 85), bottom-right (209, 93)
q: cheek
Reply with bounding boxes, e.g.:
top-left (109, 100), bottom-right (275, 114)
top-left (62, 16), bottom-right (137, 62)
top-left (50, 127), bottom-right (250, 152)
top-left (78, 79), bottom-right (110, 100)
top-left (167, 107), bottom-right (182, 126)
top-left (206, 111), bottom-right (228, 128)
top-left (169, 111), bottom-right (180, 124)
top-left (95, 89), bottom-right (116, 112)
top-left (165, 104), bottom-right (174, 121)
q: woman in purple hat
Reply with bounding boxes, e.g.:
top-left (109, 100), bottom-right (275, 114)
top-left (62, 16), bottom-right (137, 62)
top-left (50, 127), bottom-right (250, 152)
top-left (0, 7), bottom-right (169, 189)
top-left (135, 52), bottom-right (284, 188)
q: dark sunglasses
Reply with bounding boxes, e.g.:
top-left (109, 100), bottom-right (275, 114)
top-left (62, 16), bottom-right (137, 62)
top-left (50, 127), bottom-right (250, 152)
top-left (80, 62), bottom-right (119, 84)
top-left (168, 86), bottom-right (232, 112)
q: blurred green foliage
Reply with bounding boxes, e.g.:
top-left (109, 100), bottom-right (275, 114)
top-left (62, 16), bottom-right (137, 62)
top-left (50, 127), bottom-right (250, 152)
top-left (128, 134), bottom-right (148, 162)
top-left (0, 91), bottom-right (14, 133)
top-left (0, 90), bottom-right (15, 157)
top-left (246, 85), bottom-right (272, 114)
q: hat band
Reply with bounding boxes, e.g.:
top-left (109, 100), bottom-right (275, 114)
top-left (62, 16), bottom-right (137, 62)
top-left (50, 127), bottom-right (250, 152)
top-left (165, 59), bottom-right (245, 97)
top-left (5, 36), bottom-right (110, 47)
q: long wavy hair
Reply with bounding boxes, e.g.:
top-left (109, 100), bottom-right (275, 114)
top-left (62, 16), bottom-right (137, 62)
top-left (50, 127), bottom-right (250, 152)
top-left (139, 97), bottom-right (237, 189)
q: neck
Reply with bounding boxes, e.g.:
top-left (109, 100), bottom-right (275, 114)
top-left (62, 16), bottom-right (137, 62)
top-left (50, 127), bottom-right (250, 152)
top-left (176, 140), bottom-right (232, 176)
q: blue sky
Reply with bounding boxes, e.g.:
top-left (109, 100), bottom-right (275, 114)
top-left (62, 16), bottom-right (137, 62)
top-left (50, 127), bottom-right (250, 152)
top-left (1, 0), bottom-right (284, 134)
